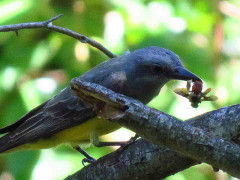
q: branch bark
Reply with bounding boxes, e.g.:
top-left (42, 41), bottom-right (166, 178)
top-left (0, 15), bottom-right (117, 58)
top-left (66, 78), bottom-right (240, 179)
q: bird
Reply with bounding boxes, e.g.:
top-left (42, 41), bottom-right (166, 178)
top-left (0, 46), bottom-right (201, 162)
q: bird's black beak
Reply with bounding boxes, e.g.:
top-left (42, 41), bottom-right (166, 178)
top-left (170, 67), bottom-right (202, 82)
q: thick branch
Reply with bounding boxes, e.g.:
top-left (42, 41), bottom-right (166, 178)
top-left (0, 15), bottom-right (117, 58)
top-left (68, 79), bottom-right (240, 178)
top-left (66, 104), bottom-right (240, 180)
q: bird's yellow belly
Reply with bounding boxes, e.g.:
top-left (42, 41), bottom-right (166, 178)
top-left (9, 117), bottom-right (121, 152)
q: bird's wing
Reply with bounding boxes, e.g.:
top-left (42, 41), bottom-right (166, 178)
top-left (0, 87), bottom-right (96, 152)
top-left (0, 101), bottom-right (49, 134)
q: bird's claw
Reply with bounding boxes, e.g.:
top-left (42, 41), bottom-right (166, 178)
top-left (82, 157), bottom-right (96, 166)
top-left (118, 134), bottom-right (139, 152)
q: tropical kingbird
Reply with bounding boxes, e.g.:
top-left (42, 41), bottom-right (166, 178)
top-left (0, 46), bottom-right (201, 161)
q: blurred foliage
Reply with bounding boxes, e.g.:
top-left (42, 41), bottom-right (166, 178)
top-left (0, 0), bottom-right (239, 179)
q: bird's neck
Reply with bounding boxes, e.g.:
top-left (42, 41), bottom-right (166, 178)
top-left (124, 76), bottom-right (169, 104)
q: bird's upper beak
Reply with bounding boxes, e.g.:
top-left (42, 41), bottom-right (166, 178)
top-left (169, 67), bottom-right (202, 82)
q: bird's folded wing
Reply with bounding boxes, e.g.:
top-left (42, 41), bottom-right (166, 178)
top-left (0, 101), bottom-right (49, 134)
top-left (0, 87), bottom-right (96, 152)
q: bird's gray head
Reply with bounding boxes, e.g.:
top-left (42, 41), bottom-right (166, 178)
top-left (121, 46), bottom-right (201, 103)
top-left (127, 46), bottom-right (201, 83)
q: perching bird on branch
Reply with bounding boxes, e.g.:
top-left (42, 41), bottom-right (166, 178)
top-left (0, 46), bottom-right (201, 162)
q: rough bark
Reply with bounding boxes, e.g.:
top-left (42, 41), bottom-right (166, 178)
top-left (65, 79), bottom-right (240, 179)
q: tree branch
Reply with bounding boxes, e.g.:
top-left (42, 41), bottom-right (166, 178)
top-left (67, 78), bottom-right (240, 179)
top-left (0, 15), bottom-right (117, 58)
top-left (66, 104), bottom-right (240, 180)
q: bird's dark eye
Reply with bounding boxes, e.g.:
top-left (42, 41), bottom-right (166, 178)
top-left (153, 66), bottom-right (164, 73)
top-left (172, 68), bottom-right (179, 73)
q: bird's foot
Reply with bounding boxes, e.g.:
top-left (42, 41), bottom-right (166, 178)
top-left (82, 157), bottom-right (96, 166)
top-left (118, 134), bottom-right (139, 152)
top-left (74, 146), bottom-right (96, 166)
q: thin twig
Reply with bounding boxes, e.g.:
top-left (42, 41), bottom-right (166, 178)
top-left (0, 14), bottom-right (117, 58)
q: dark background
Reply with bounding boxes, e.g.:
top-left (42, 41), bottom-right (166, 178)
top-left (0, 0), bottom-right (239, 179)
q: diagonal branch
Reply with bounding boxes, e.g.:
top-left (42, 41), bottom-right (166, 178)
top-left (66, 104), bottom-right (240, 180)
top-left (0, 15), bottom-right (117, 58)
top-left (67, 78), bottom-right (240, 179)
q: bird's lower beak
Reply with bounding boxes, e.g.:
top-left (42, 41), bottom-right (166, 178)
top-left (170, 67), bottom-right (202, 82)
